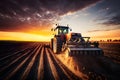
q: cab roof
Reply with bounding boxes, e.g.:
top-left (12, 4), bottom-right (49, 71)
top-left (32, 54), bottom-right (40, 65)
top-left (56, 26), bottom-right (69, 29)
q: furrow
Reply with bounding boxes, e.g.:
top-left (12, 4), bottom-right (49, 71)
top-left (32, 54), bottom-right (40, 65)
top-left (43, 47), bottom-right (54, 80)
top-left (46, 48), bottom-right (60, 80)
top-left (3, 45), bottom-right (39, 80)
top-left (20, 45), bottom-right (41, 80)
top-left (37, 46), bottom-right (44, 80)
top-left (0, 45), bottom-right (35, 61)
top-left (0, 50), bottom-right (31, 72)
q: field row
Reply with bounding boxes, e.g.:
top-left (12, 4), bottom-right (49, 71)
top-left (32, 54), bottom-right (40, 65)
top-left (0, 43), bottom-right (80, 80)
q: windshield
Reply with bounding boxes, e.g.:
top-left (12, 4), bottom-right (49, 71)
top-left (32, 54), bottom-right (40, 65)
top-left (58, 28), bottom-right (68, 35)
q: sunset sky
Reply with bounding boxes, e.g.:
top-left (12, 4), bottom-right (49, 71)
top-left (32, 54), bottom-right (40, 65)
top-left (0, 0), bottom-right (120, 41)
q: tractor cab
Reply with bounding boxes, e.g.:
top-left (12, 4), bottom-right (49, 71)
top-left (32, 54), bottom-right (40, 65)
top-left (52, 26), bottom-right (72, 36)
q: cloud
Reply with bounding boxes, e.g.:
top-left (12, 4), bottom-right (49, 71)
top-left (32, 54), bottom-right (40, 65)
top-left (88, 26), bottom-right (120, 32)
top-left (102, 15), bottom-right (120, 26)
top-left (0, 0), bottom-right (100, 31)
top-left (94, 0), bottom-right (120, 26)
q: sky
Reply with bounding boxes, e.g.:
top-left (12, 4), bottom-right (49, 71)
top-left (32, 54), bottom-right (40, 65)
top-left (0, 0), bottom-right (120, 41)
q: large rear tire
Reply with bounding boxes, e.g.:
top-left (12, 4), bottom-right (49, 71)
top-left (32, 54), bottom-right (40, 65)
top-left (51, 38), bottom-right (54, 50)
top-left (51, 38), bottom-right (62, 53)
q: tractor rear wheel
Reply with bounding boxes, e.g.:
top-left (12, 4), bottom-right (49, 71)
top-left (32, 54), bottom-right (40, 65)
top-left (51, 38), bottom-right (62, 53)
top-left (51, 38), bottom-right (53, 50)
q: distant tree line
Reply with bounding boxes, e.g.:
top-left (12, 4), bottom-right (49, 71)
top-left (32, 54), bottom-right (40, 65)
top-left (100, 39), bottom-right (120, 42)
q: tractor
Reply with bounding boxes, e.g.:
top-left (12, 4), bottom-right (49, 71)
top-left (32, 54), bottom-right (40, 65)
top-left (51, 25), bottom-right (103, 56)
